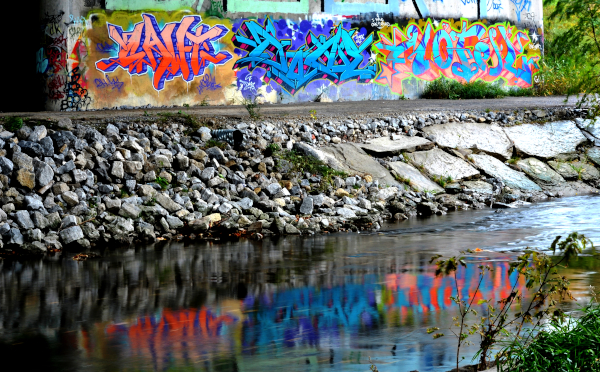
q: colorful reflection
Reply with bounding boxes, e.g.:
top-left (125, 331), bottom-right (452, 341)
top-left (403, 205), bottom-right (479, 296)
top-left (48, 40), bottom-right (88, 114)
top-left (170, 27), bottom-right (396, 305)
top-left (95, 260), bottom-right (524, 371)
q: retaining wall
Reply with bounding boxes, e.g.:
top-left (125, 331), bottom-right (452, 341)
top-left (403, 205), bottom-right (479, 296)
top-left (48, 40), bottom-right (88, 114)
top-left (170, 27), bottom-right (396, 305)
top-left (35, 0), bottom-right (543, 111)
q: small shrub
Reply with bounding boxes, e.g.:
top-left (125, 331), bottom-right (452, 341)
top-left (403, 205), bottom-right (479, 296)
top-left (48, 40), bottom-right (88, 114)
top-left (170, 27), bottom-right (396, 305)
top-left (422, 78), bottom-right (534, 100)
top-left (243, 97), bottom-right (261, 121)
top-left (200, 96), bottom-right (210, 106)
top-left (155, 176), bottom-right (170, 190)
top-left (4, 117), bottom-right (23, 132)
top-left (507, 156), bottom-right (521, 165)
top-left (204, 139), bottom-right (227, 150)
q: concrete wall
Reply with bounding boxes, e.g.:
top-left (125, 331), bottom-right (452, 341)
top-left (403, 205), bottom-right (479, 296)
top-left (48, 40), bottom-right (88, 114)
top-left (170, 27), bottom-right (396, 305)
top-left (34, 0), bottom-right (544, 111)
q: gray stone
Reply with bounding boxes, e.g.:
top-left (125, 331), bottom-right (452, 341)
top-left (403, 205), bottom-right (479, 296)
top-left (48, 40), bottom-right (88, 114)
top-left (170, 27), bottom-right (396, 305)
top-left (0, 156), bottom-right (14, 175)
top-left (408, 148), bottom-right (479, 181)
top-left (285, 224), bottom-right (300, 234)
top-left (33, 159), bottom-right (54, 187)
top-left (26, 228), bottom-right (43, 242)
top-left (516, 158), bottom-right (566, 188)
top-left (154, 193), bottom-right (183, 213)
top-left (46, 212), bottom-right (61, 229)
top-left (205, 147), bottom-right (227, 163)
top-left (62, 191), bottom-right (79, 207)
top-left (359, 135), bottom-right (433, 155)
top-left (81, 223), bottom-right (100, 241)
top-left (422, 122), bottom-right (513, 160)
top-left (22, 241), bottom-right (47, 254)
top-left (107, 217), bottom-right (135, 243)
top-left (0, 209), bottom-right (6, 223)
top-left (12, 151), bottom-right (33, 170)
top-left (72, 169), bottom-right (87, 183)
top-left (56, 160), bottom-right (75, 175)
top-left (321, 143), bottom-right (398, 186)
top-left (39, 137), bottom-right (54, 157)
top-left (59, 225), bottom-right (84, 244)
top-left (61, 215), bottom-right (79, 228)
top-left (18, 141), bottom-right (44, 158)
top-left (470, 154), bottom-right (542, 192)
top-left (14, 210), bottom-right (34, 229)
top-left (5, 229), bottom-right (24, 246)
top-left (24, 196), bottom-right (44, 211)
top-left (576, 118), bottom-right (600, 140)
top-left (266, 183), bottom-right (282, 196)
top-left (197, 127), bottom-right (212, 141)
top-left (43, 235), bottom-right (62, 250)
top-left (136, 221), bottom-right (155, 239)
top-left (238, 197), bottom-right (253, 210)
top-left (31, 212), bottom-right (49, 229)
top-left (200, 167), bottom-right (215, 182)
top-left (105, 198), bottom-right (121, 211)
top-left (336, 207), bottom-right (357, 219)
top-left (462, 180), bottom-right (494, 194)
top-left (28, 126), bottom-right (47, 142)
top-left (111, 161), bottom-right (124, 179)
top-left (504, 121), bottom-right (587, 159)
top-left (119, 203), bottom-right (142, 219)
top-left (587, 147), bottom-right (600, 167)
top-left (388, 161), bottom-right (444, 193)
top-left (0, 223), bottom-right (10, 235)
top-left (166, 215), bottom-right (184, 229)
top-left (299, 197), bottom-right (314, 215)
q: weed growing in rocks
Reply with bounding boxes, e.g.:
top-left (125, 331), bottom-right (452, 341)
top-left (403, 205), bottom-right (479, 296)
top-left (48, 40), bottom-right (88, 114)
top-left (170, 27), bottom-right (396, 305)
top-left (433, 175), bottom-right (454, 188)
top-left (431, 233), bottom-right (593, 371)
top-left (507, 156), bottom-right (521, 165)
top-left (570, 164), bottom-right (585, 180)
top-left (243, 97), bottom-right (261, 121)
top-left (275, 149), bottom-right (347, 189)
top-left (204, 139), bottom-right (227, 150)
top-left (4, 117), bottom-right (24, 132)
top-left (155, 176), bottom-right (170, 190)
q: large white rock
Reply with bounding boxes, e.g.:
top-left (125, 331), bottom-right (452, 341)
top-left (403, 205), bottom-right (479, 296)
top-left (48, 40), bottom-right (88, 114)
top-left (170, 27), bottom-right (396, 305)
top-left (321, 143), bottom-right (398, 186)
top-left (470, 154), bottom-right (542, 192)
top-left (504, 121), bottom-right (587, 159)
top-left (388, 161), bottom-right (444, 193)
top-left (407, 148), bottom-right (479, 181)
top-left (422, 122), bottom-right (513, 160)
top-left (359, 136), bottom-right (432, 155)
top-left (516, 158), bottom-right (567, 187)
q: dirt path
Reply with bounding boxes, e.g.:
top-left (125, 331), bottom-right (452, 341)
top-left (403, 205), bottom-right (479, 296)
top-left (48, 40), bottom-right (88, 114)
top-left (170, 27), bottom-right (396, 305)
top-left (0, 96), bottom-right (578, 121)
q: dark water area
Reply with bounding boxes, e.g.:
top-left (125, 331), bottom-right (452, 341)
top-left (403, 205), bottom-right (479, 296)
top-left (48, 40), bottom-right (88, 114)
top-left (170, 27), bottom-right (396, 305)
top-left (2, 195), bottom-right (600, 372)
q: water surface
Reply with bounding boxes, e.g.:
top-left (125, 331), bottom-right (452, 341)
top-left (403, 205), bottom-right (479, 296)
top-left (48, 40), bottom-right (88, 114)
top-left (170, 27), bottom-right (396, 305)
top-left (2, 195), bottom-right (600, 372)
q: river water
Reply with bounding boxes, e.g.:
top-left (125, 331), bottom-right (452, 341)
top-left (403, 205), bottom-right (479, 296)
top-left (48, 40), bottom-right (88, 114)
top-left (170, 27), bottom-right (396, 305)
top-left (2, 195), bottom-right (600, 372)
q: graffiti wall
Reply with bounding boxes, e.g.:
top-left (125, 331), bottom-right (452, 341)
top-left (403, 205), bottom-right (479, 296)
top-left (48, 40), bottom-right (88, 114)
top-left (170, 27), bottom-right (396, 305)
top-left (37, 0), bottom-right (543, 111)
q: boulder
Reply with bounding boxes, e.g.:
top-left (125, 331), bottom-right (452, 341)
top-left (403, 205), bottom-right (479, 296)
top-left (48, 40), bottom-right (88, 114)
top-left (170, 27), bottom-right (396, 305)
top-left (462, 180), bottom-right (494, 194)
top-left (388, 161), bottom-right (444, 193)
top-left (299, 197), bottom-right (314, 215)
top-left (27, 126), bottom-right (47, 142)
top-left (587, 147), bottom-right (600, 167)
top-left (33, 159), bottom-right (54, 187)
top-left (336, 207), bottom-right (357, 219)
top-left (504, 121), bottom-right (587, 159)
top-left (359, 136), bottom-right (433, 156)
top-left (549, 160), bottom-right (600, 182)
top-left (407, 148), bottom-right (479, 181)
top-left (154, 193), bottom-right (183, 213)
top-left (422, 122), bottom-right (513, 160)
top-left (470, 154), bottom-right (542, 192)
top-left (118, 203), bottom-right (142, 219)
top-left (14, 210), bottom-right (34, 229)
top-left (321, 143), bottom-right (398, 186)
top-left (293, 142), bottom-right (343, 170)
top-left (515, 158), bottom-right (572, 195)
top-left (59, 225), bottom-right (84, 245)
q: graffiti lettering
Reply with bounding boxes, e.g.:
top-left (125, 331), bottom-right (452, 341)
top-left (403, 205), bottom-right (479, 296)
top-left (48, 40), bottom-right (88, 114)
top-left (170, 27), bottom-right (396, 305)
top-left (96, 41), bottom-right (117, 54)
top-left (371, 14), bottom-right (390, 29)
top-left (69, 27), bottom-right (85, 39)
top-left (96, 14), bottom-right (232, 91)
top-left (510, 0), bottom-right (532, 22)
top-left (36, 48), bottom-right (49, 74)
top-left (95, 76), bottom-right (125, 91)
top-left (196, 73), bottom-right (221, 95)
top-left (61, 67), bottom-right (91, 111)
top-left (373, 19), bottom-right (541, 95)
top-left (232, 18), bottom-right (376, 95)
top-left (48, 75), bottom-right (66, 100)
top-left (69, 14), bottom-right (87, 26)
top-left (42, 11), bottom-right (64, 36)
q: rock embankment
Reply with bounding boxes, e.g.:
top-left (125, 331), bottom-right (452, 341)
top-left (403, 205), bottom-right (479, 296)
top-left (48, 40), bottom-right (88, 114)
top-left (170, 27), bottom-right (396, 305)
top-left (1, 107), bottom-right (599, 255)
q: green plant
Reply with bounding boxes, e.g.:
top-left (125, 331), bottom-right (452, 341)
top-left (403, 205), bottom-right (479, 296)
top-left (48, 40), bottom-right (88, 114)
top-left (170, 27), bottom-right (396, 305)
top-left (200, 96), bottom-right (210, 106)
top-left (183, 103), bottom-right (190, 108)
top-left (507, 156), bottom-right (521, 165)
top-left (431, 233), bottom-right (593, 371)
top-left (155, 176), bottom-right (170, 190)
top-left (243, 97), bottom-right (262, 121)
top-left (433, 175), bottom-right (453, 188)
top-left (275, 150), bottom-right (347, 190)
top-left (266, 143), bottom-right (281, 153)
top-left (422, 78), bottom-right (534, 100)
top-left (4, 117), bottom-right (23, 132)
top-left (570, 164), bottom-right (585, 180)
top-left (398, 95), bottom-right (408, 100)
top-left (119, 188), bottom-right (129, 198)
top-left (499, 296), bottom-right (600, 372)
top-left (309, 109), bottom-right (317, 120)
top-left (204, 138), bottom-right (227, 150)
